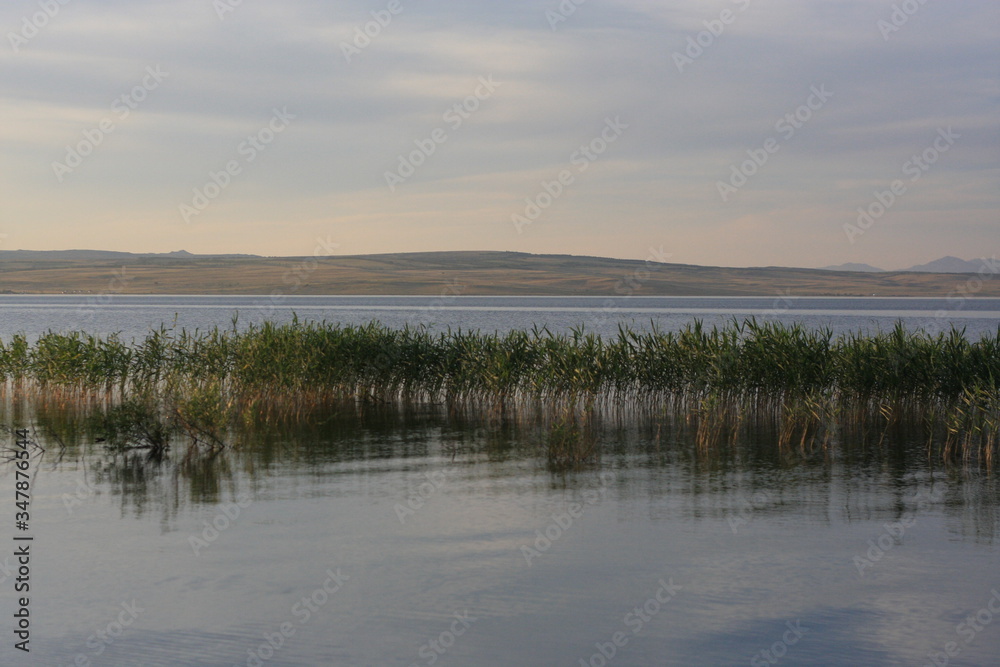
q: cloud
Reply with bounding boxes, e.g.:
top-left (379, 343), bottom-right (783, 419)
top-left (0, 0), bottom-right (996, 268)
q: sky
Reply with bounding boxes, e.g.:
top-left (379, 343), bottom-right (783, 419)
top-left (1, 0), bottom-right (997, 269)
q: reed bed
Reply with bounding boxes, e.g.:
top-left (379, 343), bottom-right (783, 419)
top-left (0, 319), bottom-right (997, 461)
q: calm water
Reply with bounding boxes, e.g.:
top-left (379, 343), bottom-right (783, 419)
top-left (0, 298), bottom-right (998, 665)
top-left (0, 407), bottom-right (998, 666)
top-left (0, 295), bottom-right (998, 341)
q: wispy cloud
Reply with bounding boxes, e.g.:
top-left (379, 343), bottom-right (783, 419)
top-left (1, 0), bottom-right (996, 268)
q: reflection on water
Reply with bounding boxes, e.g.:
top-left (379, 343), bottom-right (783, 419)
top-left (1, 397), bottom-right (999, 666)
top-left (31, 401), bottom-right (1000, 541)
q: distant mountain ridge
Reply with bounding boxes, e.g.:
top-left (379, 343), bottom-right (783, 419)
top-left (821, 256), bottom-right (993, 274)
top-left (0, 249), bottom-right (992, 275)
top-left (901, 256), bottom-right (990, 274)
top-left (820, 263), bottom-right (885, 273)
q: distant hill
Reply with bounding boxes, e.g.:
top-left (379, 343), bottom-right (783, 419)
top-left (816, 256), bottom-right (993, 274)
top-left (1, 250), bottom-right (998, 297)
top-left (820, 263), bottom-right (885, 273)
top-left (901, 256), bottom-right (988, 274)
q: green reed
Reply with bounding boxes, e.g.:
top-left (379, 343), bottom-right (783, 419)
top-left (1, 318), bottom-right (997, 460)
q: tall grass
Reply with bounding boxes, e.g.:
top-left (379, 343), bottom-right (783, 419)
top-left (1, 319), bottom-right (997, 460)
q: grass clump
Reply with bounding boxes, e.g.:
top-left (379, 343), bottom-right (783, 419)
top-left (94, 399), bottom-right (170, 453)
top-left (0, 318), bottom-right (996, 462)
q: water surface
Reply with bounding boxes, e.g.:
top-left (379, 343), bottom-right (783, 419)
top-left (0, 405), bottom-right (997, 666)
top-left (1, 295), bottom-right (998, 341)
top-left (1, 297), bottom-right (998, 665)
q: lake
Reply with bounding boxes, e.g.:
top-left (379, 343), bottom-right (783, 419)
top-left (1, 295), bottom-right (999, 341)
top-left (0, 297), bottom-right (998, 666)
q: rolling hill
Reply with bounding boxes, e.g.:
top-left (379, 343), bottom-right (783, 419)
top-left (0, 250), bottom-right (997, 297)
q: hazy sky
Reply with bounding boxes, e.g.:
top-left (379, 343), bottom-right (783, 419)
top-left (2, 0), bottom-right (997, 268)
